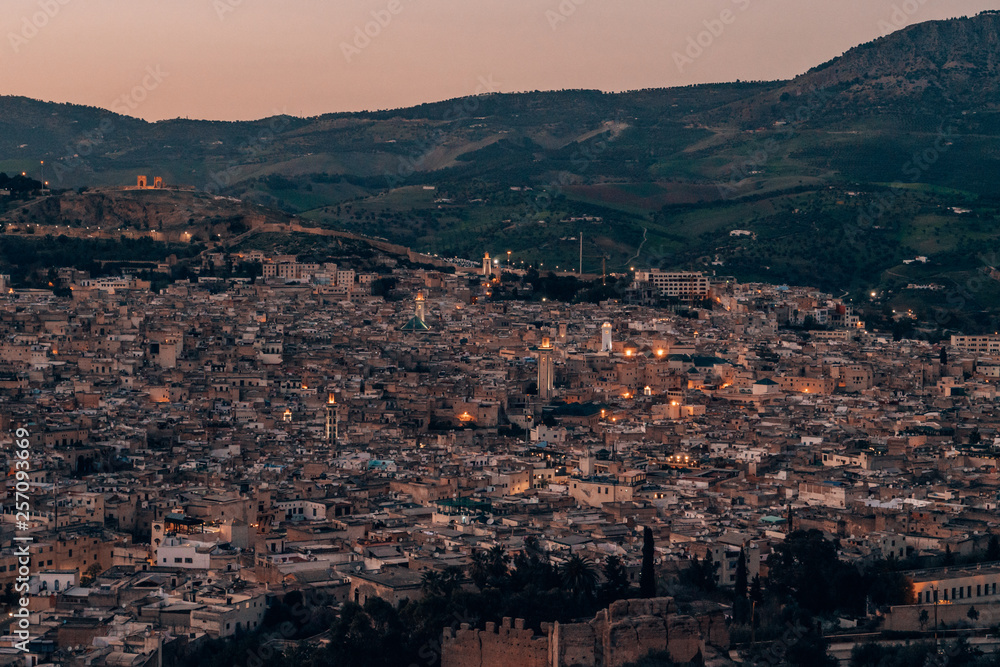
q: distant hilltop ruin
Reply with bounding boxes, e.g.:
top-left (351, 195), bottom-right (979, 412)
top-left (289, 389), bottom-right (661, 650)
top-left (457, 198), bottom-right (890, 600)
top-left (135, 175), bottom-right (163, 189)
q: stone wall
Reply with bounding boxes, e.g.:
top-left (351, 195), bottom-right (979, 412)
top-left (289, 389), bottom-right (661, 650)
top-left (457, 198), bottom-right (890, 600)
top-left (885, 601), bottom-right (1000, 632)
top-left (441, 597), bottom-right (729, 667)
top-left (442, 617), bottom-right (549, 667)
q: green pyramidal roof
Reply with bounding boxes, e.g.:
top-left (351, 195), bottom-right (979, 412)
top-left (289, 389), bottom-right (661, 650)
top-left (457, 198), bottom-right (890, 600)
top-left (399, 316), bottom-right (430, 331)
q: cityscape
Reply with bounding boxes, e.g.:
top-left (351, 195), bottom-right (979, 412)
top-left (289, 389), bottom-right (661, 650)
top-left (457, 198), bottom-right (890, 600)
top-left (2, 3), bottom-right (1000, 667)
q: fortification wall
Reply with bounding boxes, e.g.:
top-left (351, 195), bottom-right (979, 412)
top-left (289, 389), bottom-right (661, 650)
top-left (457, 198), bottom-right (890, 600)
top-left (441, 596), bottom-right (729, 667)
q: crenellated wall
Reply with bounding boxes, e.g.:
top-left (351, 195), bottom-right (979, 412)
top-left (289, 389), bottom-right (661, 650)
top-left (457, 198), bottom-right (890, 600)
top-left (441, 597), bottom-right (729, 667)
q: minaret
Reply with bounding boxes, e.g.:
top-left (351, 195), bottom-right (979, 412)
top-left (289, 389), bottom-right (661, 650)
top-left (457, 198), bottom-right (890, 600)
top-left (483, 252), bottom-right (491, 277)
top-left (415, 292), bottom-right (426, 322)
top-left (537, 337), bottom-right (554, 400)
top-left (325, 393), bottom-right (338, 445)
top-left (602, 322), bottom-right (613, 352)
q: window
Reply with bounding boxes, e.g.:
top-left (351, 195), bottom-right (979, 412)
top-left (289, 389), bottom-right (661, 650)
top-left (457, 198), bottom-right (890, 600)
top-left (185, 558), bottom-right (193, 564)
top-left (174, 558), bottom-right (182, 564)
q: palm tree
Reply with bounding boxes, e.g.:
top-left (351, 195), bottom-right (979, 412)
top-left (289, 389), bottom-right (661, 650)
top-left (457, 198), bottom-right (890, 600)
top-left (560, 554), bottom-right (597, 601)
top-left (421, 570), bottom-right (443, 597)
top-left (470, 550), bottom-right (490, 589)
top-left (438, 565), bottom-right (464, 597)
top-left (486, 544), bottom-right (510, 581)
top-left (471, 545), bottom-right (510, 590)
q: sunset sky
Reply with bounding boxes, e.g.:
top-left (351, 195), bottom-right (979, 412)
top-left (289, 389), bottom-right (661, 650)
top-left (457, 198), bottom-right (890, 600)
top-left (1, 0), bottom-right (996, 122)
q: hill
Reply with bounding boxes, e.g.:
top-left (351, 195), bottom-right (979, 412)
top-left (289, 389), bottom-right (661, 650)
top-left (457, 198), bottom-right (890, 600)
top-left (3, 12), bottom-right (1000, 333)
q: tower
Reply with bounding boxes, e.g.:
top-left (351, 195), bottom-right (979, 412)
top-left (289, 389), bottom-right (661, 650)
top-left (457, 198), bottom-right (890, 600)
top-left (415, 292), bottom-right (426, 323)
top-left (537, 337), bottom-right (554, 400)
top-left (601, 322), bottom-right (613, 352)
top-left (483, 252), bottom-right (491, 277)
top-left (325, 393), bottom-right (338, 445)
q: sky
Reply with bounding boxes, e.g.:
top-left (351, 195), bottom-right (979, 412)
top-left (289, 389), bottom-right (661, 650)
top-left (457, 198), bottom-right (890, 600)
top-left (1, 0), bottom-right (997, 122)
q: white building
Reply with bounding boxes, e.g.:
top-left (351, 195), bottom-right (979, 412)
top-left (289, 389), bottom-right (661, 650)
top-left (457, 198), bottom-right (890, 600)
top-left (951, 335), bottom-right (1000, 357)
top-left (155, 537), bottom-right (213, 569)
top-left (633, 270), bottom-right (710, 298)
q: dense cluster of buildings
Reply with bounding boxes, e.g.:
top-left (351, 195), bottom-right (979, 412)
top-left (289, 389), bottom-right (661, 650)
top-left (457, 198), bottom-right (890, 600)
top-left (0, 255), bottom-right (999, 664)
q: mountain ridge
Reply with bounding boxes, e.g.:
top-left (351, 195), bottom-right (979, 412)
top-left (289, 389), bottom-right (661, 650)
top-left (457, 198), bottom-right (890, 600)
top-left (3, 12), bottom-right (1000, 333)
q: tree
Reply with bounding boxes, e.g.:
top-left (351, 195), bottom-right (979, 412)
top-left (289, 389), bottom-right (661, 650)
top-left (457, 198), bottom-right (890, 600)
top-left (486, 544), bottom-right (511, 582)
top-left (734, 548), bottom-right (748, 599)
top-left (968, 606), bottom-right (980, 623)
top-left (560, 554), bottom-right (597, 602)
top-left (784, 627), bottom-right (836, 667)
top-left (470, 550), bottom-right (490, 589)
top-left (640, 527), bottom-right (656, 598)
top-left (420, 565), bottom-right (464, 599)
top-left (325, 598), bottom-right (410, 667)
top-left (421, 570), bottom-right (442, 597)
top-left (944, 543), bottom-right (955, 566)
top-left (768, 530), bottom-right (841, 613)
top-left (986, 534), bottom-right (1000, 561)
top-left (866, 559), bottom-right (914, 608)
top-left (749, 574), bottom-right (763, 605)
top-left (601, 555), bottom-right (630, 602)
top-left (940, 347), bottom-right (948, 365)
top-left (697, 551), bottom-right (719, 592)
top-left (918, 608), bottom-right (929, 631)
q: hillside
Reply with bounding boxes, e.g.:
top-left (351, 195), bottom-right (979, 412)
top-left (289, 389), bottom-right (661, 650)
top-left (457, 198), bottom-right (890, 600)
top-left (3, 12), bottom-right (1000, 333)
top-left (1, 188), bottom-right (288, 240)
